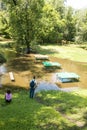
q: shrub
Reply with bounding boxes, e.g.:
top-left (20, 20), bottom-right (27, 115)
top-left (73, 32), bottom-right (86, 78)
top-left (0, 53), bottom-right (6, 64)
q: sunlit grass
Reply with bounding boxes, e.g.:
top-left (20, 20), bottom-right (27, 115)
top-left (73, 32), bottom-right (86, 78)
top-left (73, 89), bottom-right (87, 97)
top-left (38, 45), bottom-right (87, 62)
top-left (0, 88), bottom-right (87, 130)
top-left (36, 90), bottom-right (87, 129)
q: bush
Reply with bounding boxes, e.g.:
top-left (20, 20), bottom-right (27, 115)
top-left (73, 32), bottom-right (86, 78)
top-left (0, 53), bottom-right (6, 64)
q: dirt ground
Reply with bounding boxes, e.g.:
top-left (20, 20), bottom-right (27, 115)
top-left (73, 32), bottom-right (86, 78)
top-left (2, 53), bottom-right (87, 89)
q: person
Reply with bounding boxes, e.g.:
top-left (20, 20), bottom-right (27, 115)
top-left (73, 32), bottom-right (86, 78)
top-left (29, 76), bottom-right (37, 98)
top-left (5, 89), bottom-right (12, 103)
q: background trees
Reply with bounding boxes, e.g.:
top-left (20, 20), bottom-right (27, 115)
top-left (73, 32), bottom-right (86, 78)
top-left (64, 7), bottom-right (76, 41)
top-left (38, 3), bottom-right (64, 43)
top-left (0, 0), bottom-right (87, 51)
top-left (74, 9), bottom-right (87, 43)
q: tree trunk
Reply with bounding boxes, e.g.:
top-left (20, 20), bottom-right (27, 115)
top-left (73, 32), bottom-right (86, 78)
top-left (26, 42), bottom-right (31, 54)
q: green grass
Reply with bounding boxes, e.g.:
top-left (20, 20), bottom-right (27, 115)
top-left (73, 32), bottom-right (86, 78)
top-left (36, 90), bottom-right (87, 129)
top-left (36, 44), bottom-right (87, 62)
top-left (0, 87), bottom-right (87, 130)
top-left (1, 41), bottom-right (87, 62)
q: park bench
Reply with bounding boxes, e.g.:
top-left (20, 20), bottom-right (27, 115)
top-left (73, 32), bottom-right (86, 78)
top-left (9, 72), bottom-right (15, 81)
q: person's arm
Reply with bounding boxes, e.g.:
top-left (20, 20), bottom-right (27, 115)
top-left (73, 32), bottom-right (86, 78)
top-left (34, 80), bottom-right (38, 88)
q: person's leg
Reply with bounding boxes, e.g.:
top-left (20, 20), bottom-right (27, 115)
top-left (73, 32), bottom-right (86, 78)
top-left (5, 99), bottom-right (11, 103)
top-left (30, 88), bottom-right (35, 98)
top-left (30, 89), bottom-right (32, 98)
top-left (31, 89), bottom-right (34, 98)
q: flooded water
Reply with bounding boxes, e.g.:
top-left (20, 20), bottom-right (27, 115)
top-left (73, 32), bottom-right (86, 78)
top-left (0, 65), bottom-right (7, 75)
top-left (1, 54), bottom-right (87, 89)
top-left (51, 57), bottom-right (87, 89)
top-left (0, 64), bottom-right (7, 87)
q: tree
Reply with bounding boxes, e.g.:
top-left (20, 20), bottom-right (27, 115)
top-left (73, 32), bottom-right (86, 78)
top-left (46, 0), bottom-right (66, 18)
top-left (74, 9), bottom-right (87, 43)
top-left (4, 0), bottom-right (44, 53)
top-left (0, 10), bottom-right (11, 38)
top-left (64, 7), bottom-right (76, 41)
top-left (38, 3), bottom-right (65, 43)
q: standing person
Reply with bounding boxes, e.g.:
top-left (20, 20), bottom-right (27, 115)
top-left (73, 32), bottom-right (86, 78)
top-left (29, 76), bottom-right (37, 98)
top-left (5, 89), bottom-right (12, 103)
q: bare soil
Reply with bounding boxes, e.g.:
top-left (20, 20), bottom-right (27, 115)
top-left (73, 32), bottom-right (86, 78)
top-left (2, 54), bottom-right (87, 89)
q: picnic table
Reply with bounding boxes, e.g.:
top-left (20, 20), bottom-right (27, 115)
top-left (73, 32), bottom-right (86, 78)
top-left (43, 61), bottom-right (61, 68)
top-left (34, 54), bottom-right (49, 60)
top-left (56, 72), bottom-right (80, 83)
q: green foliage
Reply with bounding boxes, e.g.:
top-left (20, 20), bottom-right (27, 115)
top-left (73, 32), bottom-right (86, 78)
top-left (64, 7), bottom-right (76, 41)
top-left (0, 53), bottom-right (6, 64)
top-left (46, 0), bottom-right (66, 18)
top-left (2, 0), bottom-right (87, 45)
top-left (75, 9), bottom-right (87, 43)
top-left (8, 0), bottom-right (44, 53)
top-left (0, 11), bottom-right (10, 38)
top-left (78, 16), bottom-right (87, 42)
top-left (38, 3), bottom-right (65, 43)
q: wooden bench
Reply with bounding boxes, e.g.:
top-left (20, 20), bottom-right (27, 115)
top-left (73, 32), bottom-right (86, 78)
top-left (9, 72), bottom-right (15, 81)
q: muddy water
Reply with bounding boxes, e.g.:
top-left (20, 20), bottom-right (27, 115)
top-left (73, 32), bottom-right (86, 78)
top-left (2, 54), bottom-right (87, 89)
top-left (50, 57), bottom-right (87, 89)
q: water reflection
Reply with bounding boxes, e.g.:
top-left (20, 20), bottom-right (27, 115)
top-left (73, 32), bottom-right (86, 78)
top-left (0, 64), bottom-right (7, 87)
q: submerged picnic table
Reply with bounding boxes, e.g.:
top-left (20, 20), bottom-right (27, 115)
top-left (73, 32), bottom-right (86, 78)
top-left (56, 72), bottom-right (80, 83)
top-left (42, 61), bottom-right (61, 68)
top-left (34, 54), bottom-right (49, 60)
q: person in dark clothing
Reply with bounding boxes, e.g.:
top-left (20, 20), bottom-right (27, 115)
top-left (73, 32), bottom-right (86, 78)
top-left (29, 76), bottom-right (37, 98)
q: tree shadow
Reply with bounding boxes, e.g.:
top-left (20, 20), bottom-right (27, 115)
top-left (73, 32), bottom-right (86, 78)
top-left (6, 54), bottom-right (62, 78)
top-left (0, 87), bottom-right (85, 130)
top-left (35, 91), bottom-right (87, 129)
top-left (7, 56), bottom-right (38, 72)
top-left (35, 45), bottom-right (59, 55)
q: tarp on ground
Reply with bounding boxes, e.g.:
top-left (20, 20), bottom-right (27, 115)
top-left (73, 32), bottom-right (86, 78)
top-left (43, 61), bottom-right (61, 67)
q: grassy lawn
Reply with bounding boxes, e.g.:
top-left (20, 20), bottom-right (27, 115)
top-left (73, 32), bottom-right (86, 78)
top-left (36, 44), bottom-right (87, 62)
top-left (0, 87), bottom-right (87, 130)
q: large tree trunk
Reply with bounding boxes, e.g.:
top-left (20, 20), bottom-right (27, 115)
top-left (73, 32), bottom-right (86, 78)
top-left (26, 44), bottom-right (31, 54)
top-left (25, 34), bottom-right (31, 54)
